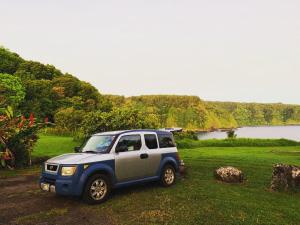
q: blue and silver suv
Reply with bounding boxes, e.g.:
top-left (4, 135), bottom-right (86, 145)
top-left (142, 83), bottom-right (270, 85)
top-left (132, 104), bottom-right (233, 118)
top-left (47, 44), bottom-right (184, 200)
top-left (40, 129), bottom-right (184, 204)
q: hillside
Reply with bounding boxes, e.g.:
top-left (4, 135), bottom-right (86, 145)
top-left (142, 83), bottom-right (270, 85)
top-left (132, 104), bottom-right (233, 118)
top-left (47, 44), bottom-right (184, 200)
top-left (1, 46), bottom-right (300, 131)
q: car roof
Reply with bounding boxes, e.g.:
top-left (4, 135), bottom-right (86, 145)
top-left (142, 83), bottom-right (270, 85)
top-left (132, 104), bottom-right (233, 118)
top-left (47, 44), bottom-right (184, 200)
top-left (93, 129), bottom-right (172, 136)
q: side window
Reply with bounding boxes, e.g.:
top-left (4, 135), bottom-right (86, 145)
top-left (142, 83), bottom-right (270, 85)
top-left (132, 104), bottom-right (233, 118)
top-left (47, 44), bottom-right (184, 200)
top-left (158, 133), bottom-right (176, 148)
top-left (116, 135), bottom-right (142, 151)
top-left (144, 134), bottom-right (158, 149)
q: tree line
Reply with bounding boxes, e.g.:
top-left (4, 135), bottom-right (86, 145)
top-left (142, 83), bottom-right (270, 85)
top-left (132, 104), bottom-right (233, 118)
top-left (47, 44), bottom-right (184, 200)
top-left (1, 46), bottom-right (300, 138)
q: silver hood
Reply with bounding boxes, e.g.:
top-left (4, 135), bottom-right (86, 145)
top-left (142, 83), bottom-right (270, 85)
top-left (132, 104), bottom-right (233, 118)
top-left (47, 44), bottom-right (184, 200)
top-left (46, 153), bottom-right (113, 165)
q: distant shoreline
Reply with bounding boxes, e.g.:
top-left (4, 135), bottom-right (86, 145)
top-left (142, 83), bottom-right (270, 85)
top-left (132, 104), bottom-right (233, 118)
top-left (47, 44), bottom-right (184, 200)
top-left (195, 124), bottom-right (300, 133)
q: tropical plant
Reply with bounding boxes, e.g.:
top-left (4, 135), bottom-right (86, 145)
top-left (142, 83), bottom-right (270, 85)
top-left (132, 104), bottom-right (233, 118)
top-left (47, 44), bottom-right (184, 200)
top-left (0, 106), bottom-right (46, 168)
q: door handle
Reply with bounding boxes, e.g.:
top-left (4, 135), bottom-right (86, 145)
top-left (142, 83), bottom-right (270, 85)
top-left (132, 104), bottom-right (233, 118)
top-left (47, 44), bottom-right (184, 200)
top-left (140, 153), bottom-right (148, 159)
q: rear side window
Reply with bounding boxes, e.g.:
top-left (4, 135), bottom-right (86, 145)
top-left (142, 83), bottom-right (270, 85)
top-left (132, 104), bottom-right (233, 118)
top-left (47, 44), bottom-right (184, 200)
top-left (158, 133), bottom-right (176, 148)
top-left (116, 135), bottom-right (142, 151)
top-left (144, 134), bottom-right (158, 149)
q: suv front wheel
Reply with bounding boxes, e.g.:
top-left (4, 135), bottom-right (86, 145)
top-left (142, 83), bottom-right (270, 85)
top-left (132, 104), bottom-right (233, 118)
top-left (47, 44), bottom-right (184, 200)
top-left (160, 164), bottom-right (176, 187)
top-left (83, 174), bottom-right (111, 204)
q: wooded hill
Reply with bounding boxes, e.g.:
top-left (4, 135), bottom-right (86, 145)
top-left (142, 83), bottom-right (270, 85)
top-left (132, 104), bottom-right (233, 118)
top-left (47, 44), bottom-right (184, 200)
top-left (1, 46), bottom-right (299, 131)
top-left (126, 96), bottom-right (300, 130)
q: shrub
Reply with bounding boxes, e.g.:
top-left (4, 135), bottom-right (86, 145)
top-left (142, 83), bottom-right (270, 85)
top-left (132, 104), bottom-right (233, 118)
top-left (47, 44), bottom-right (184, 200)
top-left (174, 131), bottom-right (198, 141)
top-left (0, 107), bottom-right (46, 168)
top-left (54, 107), bottom-right (85, 133)
top-left (227, 129), bottom-right (237, 139)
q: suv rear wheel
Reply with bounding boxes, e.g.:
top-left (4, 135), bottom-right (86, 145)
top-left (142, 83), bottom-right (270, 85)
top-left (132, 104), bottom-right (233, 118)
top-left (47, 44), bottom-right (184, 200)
top-left (83, 174), bottom-right (111, 204)
top-left (160, 164), bottom-right (176, 187)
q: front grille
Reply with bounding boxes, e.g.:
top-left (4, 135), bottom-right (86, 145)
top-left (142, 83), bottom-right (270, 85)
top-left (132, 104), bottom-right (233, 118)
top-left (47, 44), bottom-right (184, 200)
top-left (45, 163), bottom-right (59, 174)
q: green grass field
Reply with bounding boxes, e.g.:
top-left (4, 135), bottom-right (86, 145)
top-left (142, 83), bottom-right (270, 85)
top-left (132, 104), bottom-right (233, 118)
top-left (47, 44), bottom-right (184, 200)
top-left (11, 136), bottom-right (300, 224)
top-left (32, 135), bottom-right (81, 157)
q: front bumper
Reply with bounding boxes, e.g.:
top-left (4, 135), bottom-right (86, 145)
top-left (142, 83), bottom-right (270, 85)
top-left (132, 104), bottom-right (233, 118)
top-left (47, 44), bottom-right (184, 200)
top-left (40, 164), bottom-right (85, 196)
top-left (40, 175), bottom-right (82, 196)
top-left (40, 182), bottom-right (56, 193)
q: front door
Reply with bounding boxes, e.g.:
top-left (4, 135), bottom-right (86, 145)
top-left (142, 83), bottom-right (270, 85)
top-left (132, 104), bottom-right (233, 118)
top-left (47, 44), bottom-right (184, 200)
top-left (114, 134), bottom-right (148, 182)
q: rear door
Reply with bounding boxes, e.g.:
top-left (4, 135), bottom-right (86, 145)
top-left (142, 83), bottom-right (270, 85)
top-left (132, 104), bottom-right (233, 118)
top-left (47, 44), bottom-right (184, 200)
top-left (143, 133), bottom-right (161, 177)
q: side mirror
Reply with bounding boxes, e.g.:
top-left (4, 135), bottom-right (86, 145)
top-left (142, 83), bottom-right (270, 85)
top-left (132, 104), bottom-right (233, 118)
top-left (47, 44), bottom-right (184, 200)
top-left (115, 145), bottom-right (128, 153)
top-left (74, 146), bottom-right (81, 153)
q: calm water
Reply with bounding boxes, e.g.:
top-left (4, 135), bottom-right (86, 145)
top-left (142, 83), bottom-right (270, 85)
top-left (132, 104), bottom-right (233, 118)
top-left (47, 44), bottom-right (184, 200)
top-left (197, 126), bottom-right (300, 141)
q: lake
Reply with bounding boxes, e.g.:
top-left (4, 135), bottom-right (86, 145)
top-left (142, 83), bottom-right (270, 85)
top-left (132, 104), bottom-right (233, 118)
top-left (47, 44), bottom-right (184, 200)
top-left (197, 125), bottom-right (300, 141)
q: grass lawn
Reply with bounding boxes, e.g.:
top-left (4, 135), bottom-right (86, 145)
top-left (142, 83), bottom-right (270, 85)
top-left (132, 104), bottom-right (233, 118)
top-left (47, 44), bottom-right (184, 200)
top-left (4, 135), bottom-right (300, 224)
top-left (95, 146), bottom-right (300, 225)
top-left (32, 135), bottom-right (81, 158)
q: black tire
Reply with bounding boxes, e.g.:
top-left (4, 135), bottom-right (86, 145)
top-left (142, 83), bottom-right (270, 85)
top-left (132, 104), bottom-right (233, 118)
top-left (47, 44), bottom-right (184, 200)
top-left (160, 164), bottom-right (176, 187)
top-left (82, 174), bottom-right (111, 204)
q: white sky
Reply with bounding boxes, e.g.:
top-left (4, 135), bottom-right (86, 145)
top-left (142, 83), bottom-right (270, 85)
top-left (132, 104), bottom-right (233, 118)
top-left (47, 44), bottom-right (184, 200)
top-left (1, 0), bottom-right (300, 104)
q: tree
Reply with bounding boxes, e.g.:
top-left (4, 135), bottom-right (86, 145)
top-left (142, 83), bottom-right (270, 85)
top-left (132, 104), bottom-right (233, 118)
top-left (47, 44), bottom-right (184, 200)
top-left (51, 74), bottom-right (81, 97)
top-left (18, 79), bottom-right (54, 119)
top-left (0, 73), bottom-right (25, 108)
top-left (282, 107), bottom-right (294, 123)
top-left (54, 107), bottom-right (85, 132)
top-left (15, 61), bottom-right (62, 80)
top-left (263, 107), bottom-right (274, 124)
top-left (80, 104), bottom-right (160, 138)
top-left (0, 47), bottom-right (24, 74)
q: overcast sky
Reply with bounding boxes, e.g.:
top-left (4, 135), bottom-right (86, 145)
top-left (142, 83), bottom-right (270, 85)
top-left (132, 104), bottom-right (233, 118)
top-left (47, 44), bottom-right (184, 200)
top-left (1, 0), bottom-right (300, 104)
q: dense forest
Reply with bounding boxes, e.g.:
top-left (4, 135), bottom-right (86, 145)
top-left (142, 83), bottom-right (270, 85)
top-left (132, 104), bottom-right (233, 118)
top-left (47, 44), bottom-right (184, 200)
top-left (1, 46), bottom-right (300, 136)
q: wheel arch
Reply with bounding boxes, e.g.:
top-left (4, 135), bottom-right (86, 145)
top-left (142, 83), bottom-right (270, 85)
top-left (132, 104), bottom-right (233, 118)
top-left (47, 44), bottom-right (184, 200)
top-left (79, 163), bottom-right (116, 196)
top-left (158, 156), bottom-right (179, 177)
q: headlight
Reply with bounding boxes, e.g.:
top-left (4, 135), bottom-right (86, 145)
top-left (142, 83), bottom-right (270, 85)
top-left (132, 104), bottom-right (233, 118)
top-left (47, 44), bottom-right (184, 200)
top-left (61, 166), bottom-right (77, 176)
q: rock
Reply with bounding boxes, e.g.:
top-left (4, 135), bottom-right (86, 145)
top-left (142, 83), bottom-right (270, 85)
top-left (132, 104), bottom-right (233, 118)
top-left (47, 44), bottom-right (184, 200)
top-left (214, 166), bottom-right (244, 183)
top-left (270, 164), bottom-right (300, 191)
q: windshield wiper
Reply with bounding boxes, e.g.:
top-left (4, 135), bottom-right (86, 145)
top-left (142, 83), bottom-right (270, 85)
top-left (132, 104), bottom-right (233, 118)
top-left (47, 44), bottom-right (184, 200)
top-left (82, 150), bottom-right (98, 154)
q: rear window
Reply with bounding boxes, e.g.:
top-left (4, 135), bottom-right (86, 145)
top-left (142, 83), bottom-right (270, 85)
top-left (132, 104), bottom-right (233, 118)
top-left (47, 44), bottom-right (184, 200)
top-left (144, 134), bottom-right (158, 149)
top-left (158, 133), bottom-right (176, 148)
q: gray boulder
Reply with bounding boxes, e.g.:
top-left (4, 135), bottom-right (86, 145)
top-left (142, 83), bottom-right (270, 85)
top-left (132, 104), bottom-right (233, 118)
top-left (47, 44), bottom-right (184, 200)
top-left (214, 166), bottom-right (244, 183)
top-left (270, 164), bottom-right (300, 191)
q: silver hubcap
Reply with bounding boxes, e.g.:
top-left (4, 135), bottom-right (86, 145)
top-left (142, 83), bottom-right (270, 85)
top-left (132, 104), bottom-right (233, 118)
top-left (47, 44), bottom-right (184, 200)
top-left (164, 168), bottom-right (175, 185)
top-left (90, 179), bottom-right (107, 200)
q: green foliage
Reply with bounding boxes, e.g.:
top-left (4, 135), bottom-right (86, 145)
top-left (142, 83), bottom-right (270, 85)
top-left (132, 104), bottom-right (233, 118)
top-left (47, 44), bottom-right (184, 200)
top-left (176, 138), bottom-right (300, 149)
top-left (173, 131), bottom-right (198, 140)
top-left (15, 60), bottom-right (62, 80)
top-left (0, 107), bottom-right (45, 167)
top-left (1, 46), bottom-right (300, 133)
top-left (208, 101), bottom-right (300, 127)
top-left (0, 73), bottom-right (25, 108)
top-left (0, 47), bottom-right (24, 74)
top-left (80, 104), bottom-right (160, 138)
top-left (54, 107), bottom-right (85, 133)
top-left (226, 129), bottom-right (237, 138)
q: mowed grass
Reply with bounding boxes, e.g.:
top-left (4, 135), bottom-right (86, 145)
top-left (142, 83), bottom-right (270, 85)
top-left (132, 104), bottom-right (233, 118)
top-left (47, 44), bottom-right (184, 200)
top-left (12, 136), bottom-right (300, 224)
top-left (32, 135), bottom-right (81, 158)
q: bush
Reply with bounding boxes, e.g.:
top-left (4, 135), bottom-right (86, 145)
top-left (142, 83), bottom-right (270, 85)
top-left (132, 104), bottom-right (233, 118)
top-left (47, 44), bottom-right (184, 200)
top-left (0, 107), bottom-right (45, 168)
top-left (54, 107), bottom-right (85, 133)
top-left (174, 131), bottom-right (198, 141)
top-left (227, 129), bottom-right (237, 139)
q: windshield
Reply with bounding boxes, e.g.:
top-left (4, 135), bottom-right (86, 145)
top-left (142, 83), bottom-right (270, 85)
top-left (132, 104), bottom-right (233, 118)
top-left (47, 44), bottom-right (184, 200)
top-left (81, 135), bottom-right (115, 153)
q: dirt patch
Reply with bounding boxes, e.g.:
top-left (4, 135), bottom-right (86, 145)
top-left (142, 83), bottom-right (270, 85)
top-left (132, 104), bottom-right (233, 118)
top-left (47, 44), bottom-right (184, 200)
top-left (0, 174), bottom-right (114, 225)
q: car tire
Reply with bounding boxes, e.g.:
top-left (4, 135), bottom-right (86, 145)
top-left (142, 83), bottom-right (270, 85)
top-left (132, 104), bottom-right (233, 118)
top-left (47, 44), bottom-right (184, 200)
top-left (160, 164), bottom-right (176, 187)
top-left (83, 174), bottom-right (111, 204)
